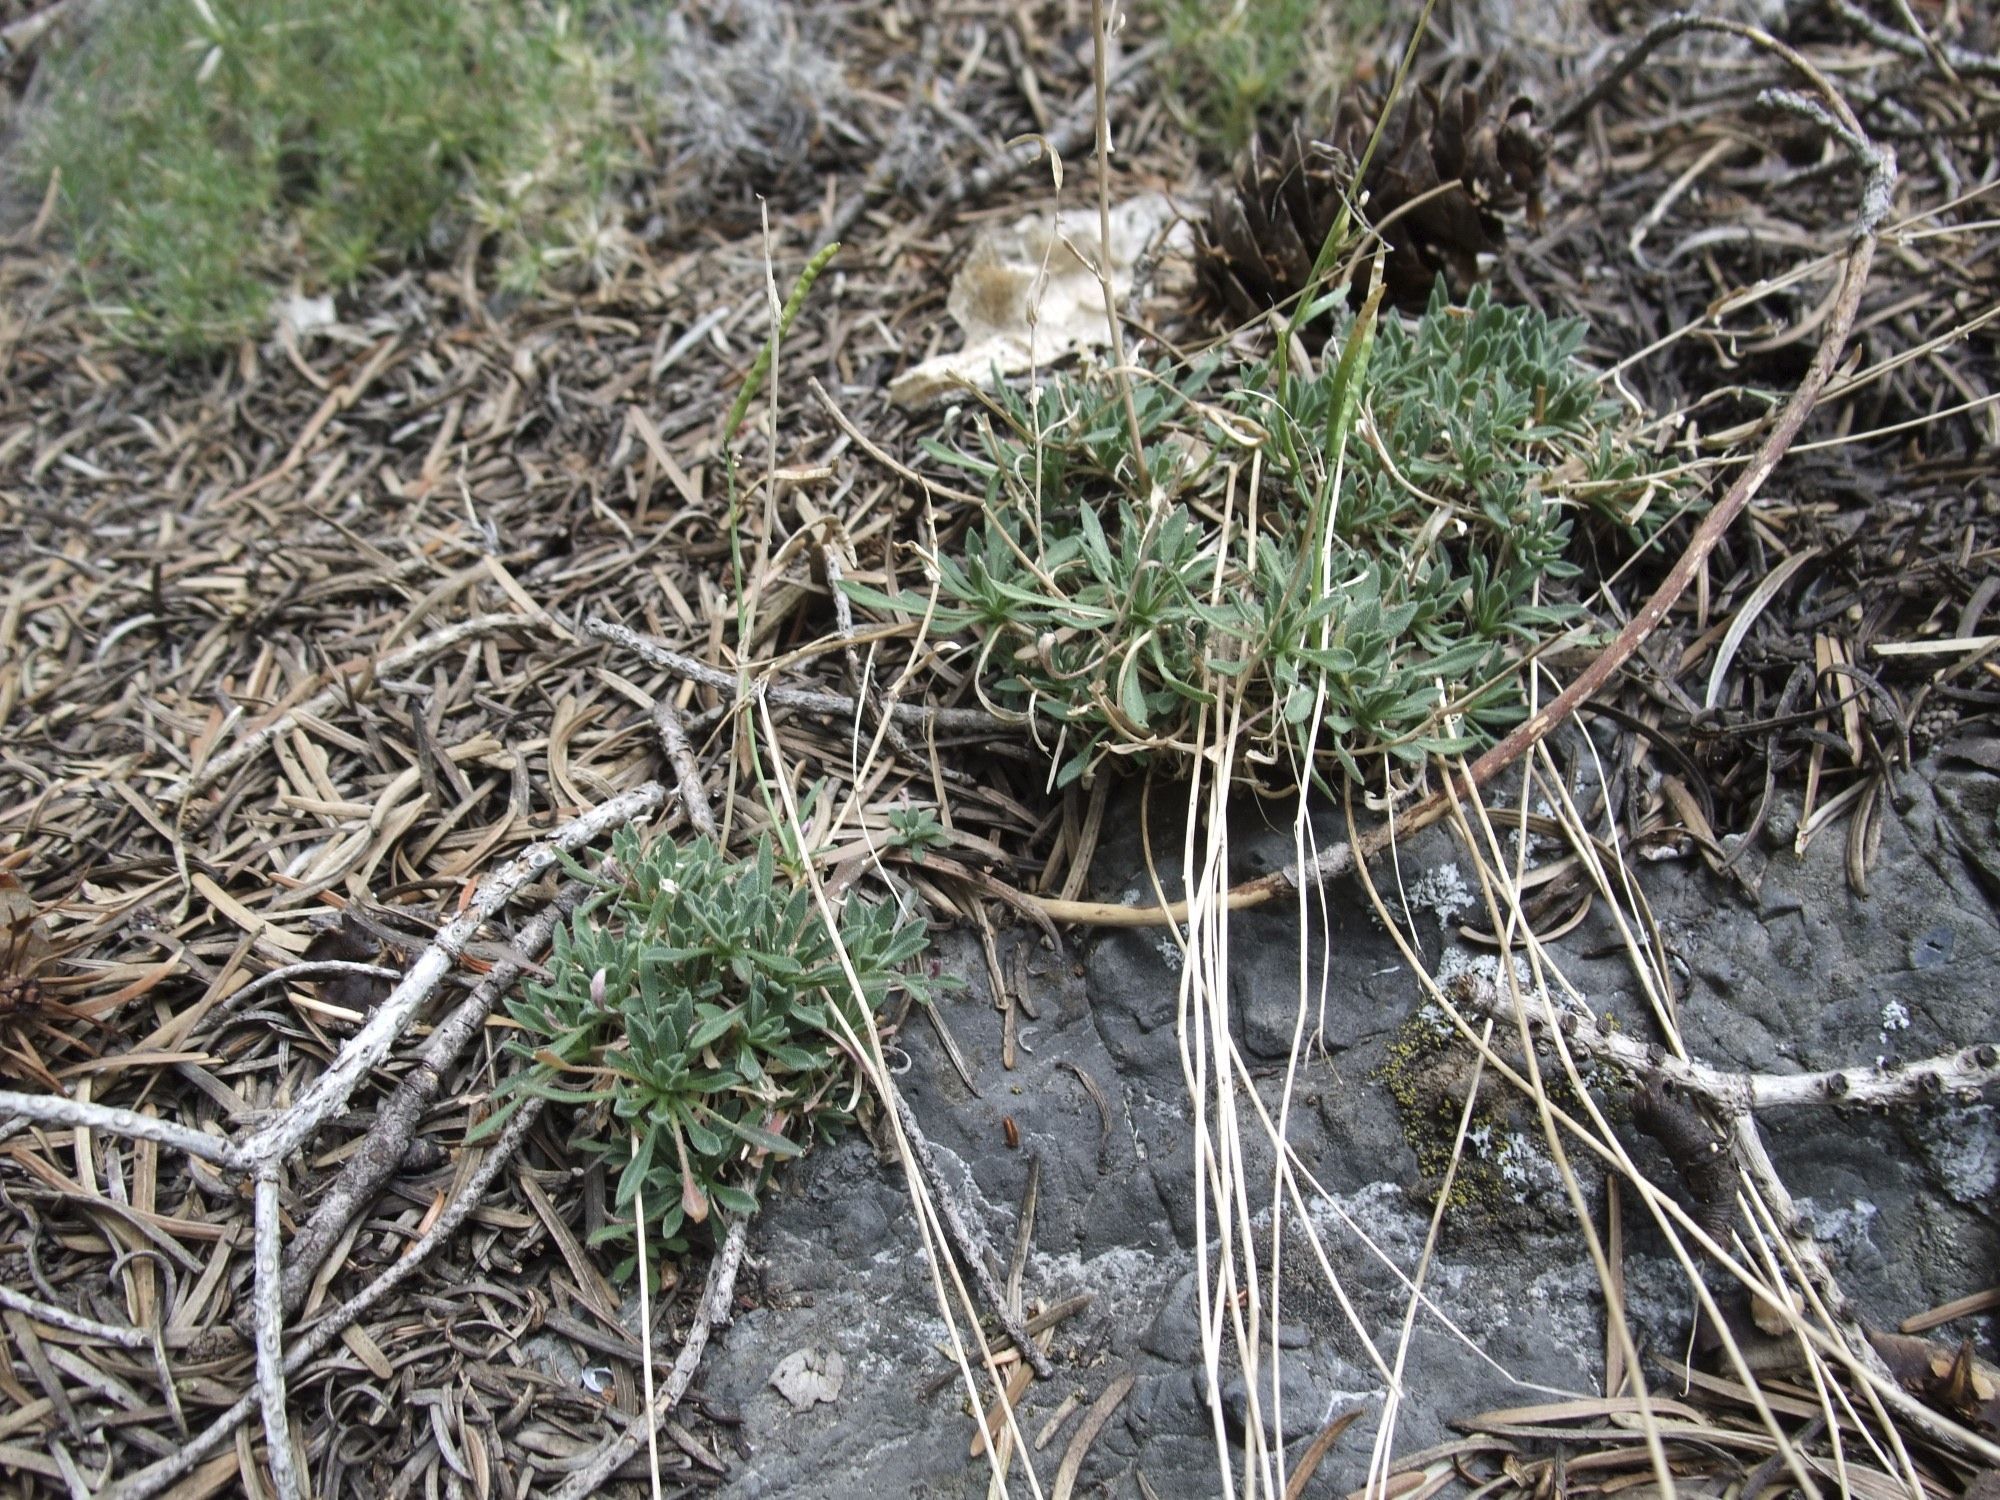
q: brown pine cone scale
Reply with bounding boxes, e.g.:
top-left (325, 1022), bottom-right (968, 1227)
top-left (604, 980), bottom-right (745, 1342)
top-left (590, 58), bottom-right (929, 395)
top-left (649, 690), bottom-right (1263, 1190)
top-left (1197, 75), bottom-right (1551, 319)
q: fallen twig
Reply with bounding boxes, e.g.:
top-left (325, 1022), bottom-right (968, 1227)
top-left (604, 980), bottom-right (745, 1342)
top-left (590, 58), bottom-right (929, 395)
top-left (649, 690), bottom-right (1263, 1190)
top-left (651, 695), bottom-right (718, 841)
top-left (1826, 0), bottom-right (2000, 80)
top-left (251, 1165), bottom-right (302, 1500)
top-left (549, 1217), bottom-right (750, 1500)
top-left (277, 876), bottom-right (604, 1313)
top-left (892, 1086), bottom-right (1056, 1381)
top-left (1521, 1004), bottom-right (2000, 1115)
top-left (238, 782), bottom-right (664, 1167)
top-left (100, 1096), bottom-right (551, 1500)
top-left (587, 615), bottom-right (1010, 735)
top-left (0, 787), bottom-right (666, 1494)
top-left (1456, 973), bottom-right (2000, 1457)
top-left (1370, 870), bottom-right (2000, 1471)
top-left (0, 1284), bottom-right (153, 1349)
top-left (0, 1090), bottom-right (238, 1166)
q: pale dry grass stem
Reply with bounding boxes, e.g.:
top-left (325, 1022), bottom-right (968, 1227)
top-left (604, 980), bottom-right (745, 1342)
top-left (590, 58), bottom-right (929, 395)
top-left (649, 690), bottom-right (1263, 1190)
top-left (736, 226), bottom-right (1045, 1476)
top-left (1345, 726), bottom-right (2000, 1492)
top-left (633, 1148), bottom-right (665, 1500)
top-left (755, 693), bottom-right (1048, 1498)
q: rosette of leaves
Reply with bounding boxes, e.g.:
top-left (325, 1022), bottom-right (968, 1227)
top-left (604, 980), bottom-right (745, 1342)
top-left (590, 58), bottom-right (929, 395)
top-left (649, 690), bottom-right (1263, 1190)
top-left (849, 281), bottom-right (1667, 788)
top-left (480, 829), bottom-right (938, 1277)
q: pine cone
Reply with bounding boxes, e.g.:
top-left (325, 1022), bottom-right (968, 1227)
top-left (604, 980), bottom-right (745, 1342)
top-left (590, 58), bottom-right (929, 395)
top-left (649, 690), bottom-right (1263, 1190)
top-left (1197, 76), bottom-right (1550, 319)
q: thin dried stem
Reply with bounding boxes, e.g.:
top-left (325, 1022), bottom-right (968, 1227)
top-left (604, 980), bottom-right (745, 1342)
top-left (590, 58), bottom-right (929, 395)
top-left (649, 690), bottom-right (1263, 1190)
top-left (752, 691), bottom-right (1046, 1497)
top-left (1087, 0), bottom-right (1149, 496)
top-left (633, 1138), bottom-right (664, 1500)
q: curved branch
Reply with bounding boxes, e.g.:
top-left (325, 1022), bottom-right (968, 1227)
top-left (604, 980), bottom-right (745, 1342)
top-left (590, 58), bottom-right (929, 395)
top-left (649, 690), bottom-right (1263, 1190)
top-left (237, 782), bottom-right (665, 1166)
top-left (101, 1098), bottom-right (551, 1500)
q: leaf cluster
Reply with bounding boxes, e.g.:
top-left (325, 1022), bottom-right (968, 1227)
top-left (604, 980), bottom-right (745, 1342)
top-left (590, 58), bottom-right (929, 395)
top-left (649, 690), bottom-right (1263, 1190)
top-left (25, 0), bottom-right (638, 352)
top-left (884, 806), bottom-right (951, 861)
top-left (484, 829), bottom-right (938, 1276)
top-left (847, 282), bottom-right (1675, 788)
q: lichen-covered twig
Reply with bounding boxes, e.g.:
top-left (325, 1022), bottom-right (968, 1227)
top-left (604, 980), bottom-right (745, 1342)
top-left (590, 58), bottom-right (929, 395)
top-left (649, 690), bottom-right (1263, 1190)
top-left (277, 662), bottom-right (735, 1313)
top-left (548, 1218), bottom-right (751, 1500)
top-left (238, 782), bottom-right (665, 1167)
top-left (101, 1097), bottom-right (551, 1500)
top-left (0, 1091), bottom-right (239, 1166)
top-left (652, 695), bottom-right (719, 841)
top-left (586, 616), bottom-right (1009, 735)
top-left (0, 787), bottom-right (666, 1496)
top-left (1435, 975), bottom-right (2000, 1470)
top-left (251, 1166), bottom-right (302, 1499)
top-left (278, 876), bottom-right (604, 1313)
top-left (0, 1284), bottom-right (152, 1348)
top-left (1462, 978), bottom-right (1999, 1394)
top-left (1502, 996), bottom-right (1999, 1114)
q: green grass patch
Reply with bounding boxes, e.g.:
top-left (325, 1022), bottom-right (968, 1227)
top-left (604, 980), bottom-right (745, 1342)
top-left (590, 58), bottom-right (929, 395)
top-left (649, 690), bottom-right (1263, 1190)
top-left (25, 0), bottom-right (634, 353)
top-left (1160, 0), bottom-right (1380, 154)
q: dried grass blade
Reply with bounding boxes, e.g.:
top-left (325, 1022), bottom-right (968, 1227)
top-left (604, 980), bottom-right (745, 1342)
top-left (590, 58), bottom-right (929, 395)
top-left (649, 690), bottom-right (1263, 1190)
top-left (1705, 547), bottom-right (1821, 710)
top-left (1285, 1403), bottom-right (1366, 1500)
top-left (1050, 1369), bottom-right (1134, 1500)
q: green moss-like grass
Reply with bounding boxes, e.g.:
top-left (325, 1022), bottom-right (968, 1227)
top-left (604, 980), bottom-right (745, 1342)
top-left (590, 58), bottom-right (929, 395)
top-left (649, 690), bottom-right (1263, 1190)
top-left (25, 0), bottom-right (632, 352)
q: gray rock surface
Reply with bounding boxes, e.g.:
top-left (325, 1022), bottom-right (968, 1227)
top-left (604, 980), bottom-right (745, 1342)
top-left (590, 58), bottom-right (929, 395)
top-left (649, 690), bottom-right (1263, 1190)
top-left (676, 759), bottom-right (1997, 1497)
